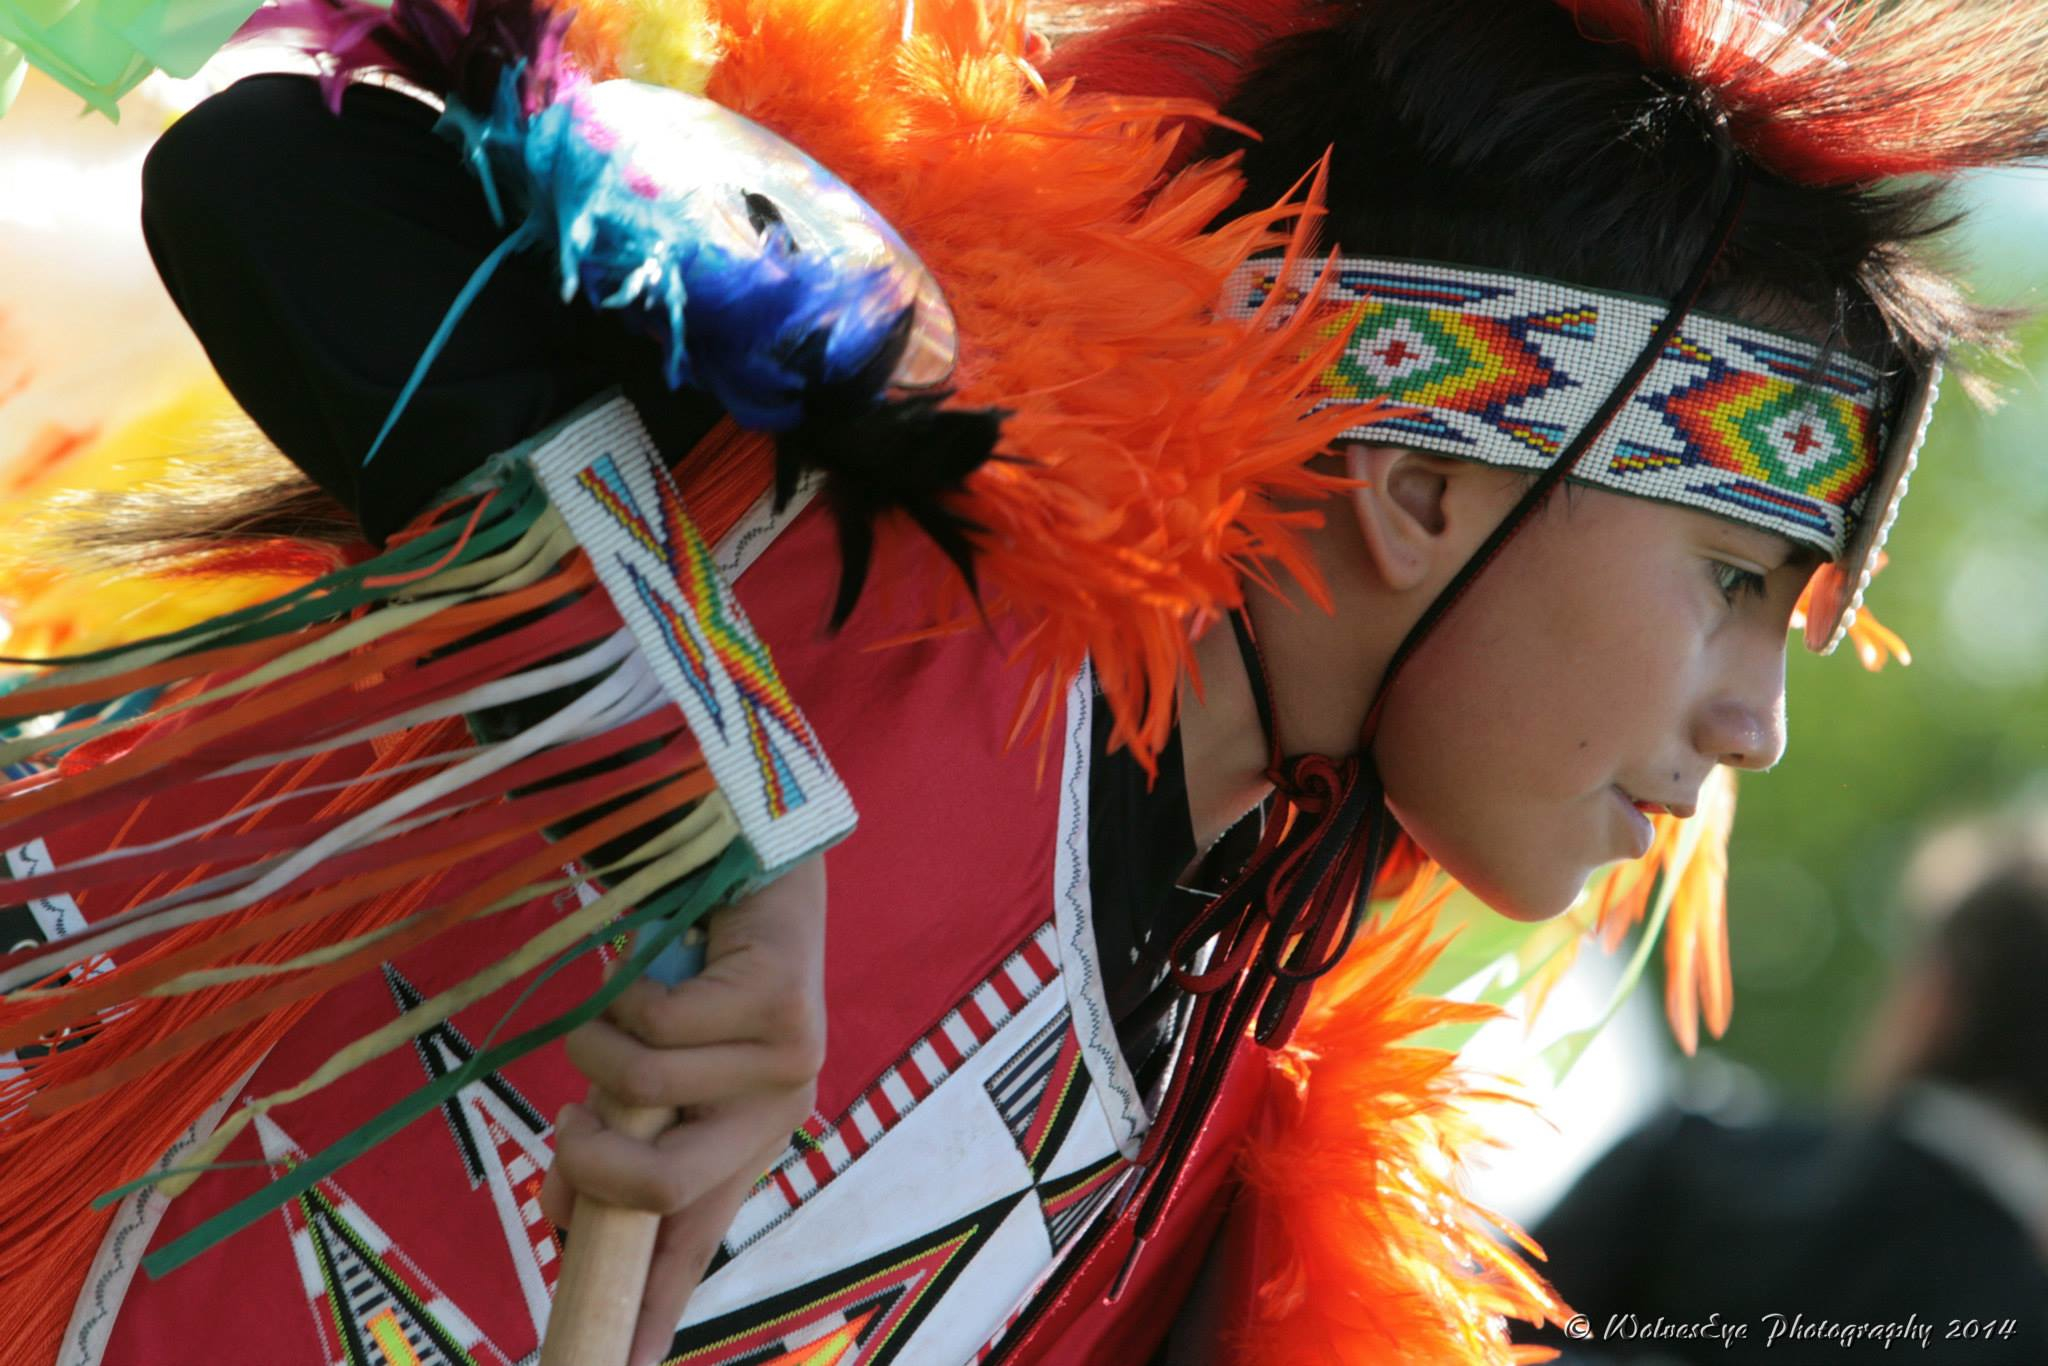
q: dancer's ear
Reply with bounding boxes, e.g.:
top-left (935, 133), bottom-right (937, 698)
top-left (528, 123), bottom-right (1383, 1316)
top-left (1343, 444), bottom-right (1459, 593)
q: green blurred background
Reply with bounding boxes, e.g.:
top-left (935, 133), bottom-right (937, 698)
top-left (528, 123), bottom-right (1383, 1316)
top-left (1700, 170), bottom-right (2048, 1097)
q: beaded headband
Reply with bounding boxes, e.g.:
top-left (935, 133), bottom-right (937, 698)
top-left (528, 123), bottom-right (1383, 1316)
top-left (1218, 257), bottom-right (1893, 562)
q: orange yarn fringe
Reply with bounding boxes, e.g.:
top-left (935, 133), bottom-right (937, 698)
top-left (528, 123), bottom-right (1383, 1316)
top-left (0, 719), bottom-right (466, 1366)
top-left (1231, 872), bottom-right (1570, 1364)
top-left (0, 433), bottom-right (778, 1366)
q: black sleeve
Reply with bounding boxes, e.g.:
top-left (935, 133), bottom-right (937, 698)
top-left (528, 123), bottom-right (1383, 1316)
top-left (140, 72), bottom-right (722, 543)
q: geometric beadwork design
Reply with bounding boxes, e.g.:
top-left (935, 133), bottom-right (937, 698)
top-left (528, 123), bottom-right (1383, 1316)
top-left (1037, 1152), bottom-right (1127, 1253)
top-left (1654, 347), bottom-right (1878, 538)
top-left (384, 966), bottom-right (562, 1342)
top-left (577, 453), bottom-right (824, 818)
top-left (982, 1011), bottom-right (1090, 1183)
top-left (300, 1187), bottom-right (484, 1366)
top-left (975, 1008), bottom-right (1130, 1286)
top-left (658, 1194), bottom-right (1025, 1366)
top-left (256, 1114), bottom-right (499, 1366)
top-left (1220, 258), bottom-right (1890, 557)
top-left (962, 1150), bottom-right (1132, 1366)
top-left (383, 966), bottom-right (549, 1191)
top-left (0, 839), bottom-right (98, 1099)
top-left (723, 922), bottom-right (1064, 1256)
top-left (531, 396), bottom-right (856, 875)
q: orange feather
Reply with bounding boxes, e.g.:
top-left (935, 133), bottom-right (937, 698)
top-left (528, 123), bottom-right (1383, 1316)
top-left (648, 0), bottom-right (1396, 768)
top-left (1228, 872), bottom-right (1572, 1364)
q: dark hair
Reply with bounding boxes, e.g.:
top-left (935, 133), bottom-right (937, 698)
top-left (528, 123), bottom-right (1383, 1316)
top-left (1197, 0), bottom-right (2007, 375)
top-left (1912, 861), bottom-right (2048, 1130)
top-left (1036, 0), bottom-right (2020, 380)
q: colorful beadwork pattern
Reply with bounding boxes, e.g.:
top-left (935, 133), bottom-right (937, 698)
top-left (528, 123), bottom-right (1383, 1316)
top-left (530, 395), bottom-right (854, 874)
top-left (1219, 259), bottom-right (1890, 556)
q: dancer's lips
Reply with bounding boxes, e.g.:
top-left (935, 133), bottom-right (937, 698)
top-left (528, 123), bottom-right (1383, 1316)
top-left (1630, 797), bottom-right (1697, 820)
top-left (1611, 787), bottom-right (1699, 858)
top-left (1612, 786), bottom-right (1656, 859)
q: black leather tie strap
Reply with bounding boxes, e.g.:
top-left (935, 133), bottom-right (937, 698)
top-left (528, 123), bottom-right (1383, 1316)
top-left (1361, 159), bottom-right (1753, 743)
top-left (1227, 607), bottom-right (1275, 763)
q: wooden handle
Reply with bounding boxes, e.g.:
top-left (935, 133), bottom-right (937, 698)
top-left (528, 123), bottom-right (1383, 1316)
top-left (540, 1092), bottom-right (676, 1366)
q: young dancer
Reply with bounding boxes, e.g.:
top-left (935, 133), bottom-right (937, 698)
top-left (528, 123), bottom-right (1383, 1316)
top-left (0, 1), bottom-right (2041, 1363)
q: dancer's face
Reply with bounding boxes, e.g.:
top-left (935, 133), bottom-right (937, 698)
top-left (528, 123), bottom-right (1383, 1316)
top-left (1348, 448), bottom-right (1814, 922)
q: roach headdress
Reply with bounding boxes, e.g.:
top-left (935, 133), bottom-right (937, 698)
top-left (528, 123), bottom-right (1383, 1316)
top-left (1558, 0), bottom-right (2048, 184)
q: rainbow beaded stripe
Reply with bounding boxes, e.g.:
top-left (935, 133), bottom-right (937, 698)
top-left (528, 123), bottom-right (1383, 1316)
top-left (1218, 259), bottom-right (1890, 557)
top-left (530, 395), bottom-right (853, 874)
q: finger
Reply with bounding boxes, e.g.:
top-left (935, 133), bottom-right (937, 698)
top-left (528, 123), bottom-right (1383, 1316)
top-left (566, 1018), bottom-right (820, 1109)
top-left (551, 1095), bottom-right (801, 1216)
top-left (607, 944), bottom-right (825, 1052)
top-left (537, 1102), bottom-right (601, 1228)
top-left (608, 860), bottom-right (827, 1049)
top-left (538, 1166), bottom-right (569, 1231)
top-left (698, 856), bottom-right (825, 964)
top-left (627, 1133), bottom-right (789, 1366)
top-left (604, 972), bottom-right (771, 1049)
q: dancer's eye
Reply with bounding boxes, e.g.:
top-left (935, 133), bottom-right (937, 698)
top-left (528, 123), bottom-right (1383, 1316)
top-left (1711, 561), bottom-right (1768, 605)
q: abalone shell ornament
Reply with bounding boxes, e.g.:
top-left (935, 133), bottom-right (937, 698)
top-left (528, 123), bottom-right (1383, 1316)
top-left (573, 79), bottom-right (958, 391)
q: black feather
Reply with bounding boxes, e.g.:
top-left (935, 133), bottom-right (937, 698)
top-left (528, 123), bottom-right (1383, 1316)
top-left (776, 393), bottom-right (1005, 627)
top-left (774, 306), bottom-right (1006, 627)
